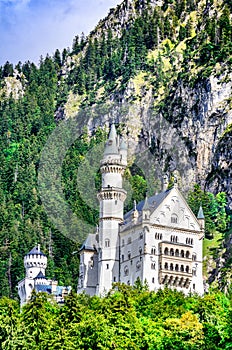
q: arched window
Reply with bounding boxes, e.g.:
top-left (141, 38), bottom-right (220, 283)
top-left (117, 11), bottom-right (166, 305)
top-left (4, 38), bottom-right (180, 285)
top-left (164, 247), bottom-right (169, 255)
top-left (175, 264), bottom-right (179, 271)
top-left (139, 247), bottom-right (142, 255)
top-left (128, 252), bottom-right (131, 260)
top-left (170, 248), bottom-right (174, 256)
top-left (192, 253), bottom-right (197, 261)
top-left (181, 250), bottom-right (185, 258)
top-left (186, 266), bottom-right (190, 273)
top-left (171, 215), bottom-right (178, 224)
top-left (163, 275), bottom-right (168, 284)
top-left (105, 239), bottom-right (110, 248)
top-left (175, 249), bottom-right (179, 257)
top-left (124, 266), bottom-right (129, 276)
top-left (180, 265), bottom-right (184, 272)
top-left (152, 277), bottom-right (155, 283)
top-left (151, 248), bottom-right (156, 255)
top-left (186, 251), bottom-right (190, 259)
top-left (136, 261), bottom-right (141, 271)
top-left (164, 262), bottom-right (168, 270)
top-left (184, 278), bottom-right (190, 288)
top-left (174, 277), bottom-right (178, 286)
top-left (151, 263), bottom-right (155, 269)
top-left (170, 263), bottom-right (174, 271)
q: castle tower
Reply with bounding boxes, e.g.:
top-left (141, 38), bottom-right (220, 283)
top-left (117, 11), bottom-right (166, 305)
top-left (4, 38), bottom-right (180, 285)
top-left (18, 244), bottom-right (47, 306)
top-left (24, 244), bottom-right (47, 278)
top-left (96, 124), bottom-right (127, 295)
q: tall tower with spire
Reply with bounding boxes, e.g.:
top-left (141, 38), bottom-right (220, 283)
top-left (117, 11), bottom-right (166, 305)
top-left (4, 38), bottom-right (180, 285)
top-left (96, 124), bottom-right (127, 295)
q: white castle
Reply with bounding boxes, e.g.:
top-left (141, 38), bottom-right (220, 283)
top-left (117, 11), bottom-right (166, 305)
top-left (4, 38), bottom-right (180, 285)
top-left (18, 245), bottom-right (71, 307)
top-left (77, 125), bottom-right (205, 296)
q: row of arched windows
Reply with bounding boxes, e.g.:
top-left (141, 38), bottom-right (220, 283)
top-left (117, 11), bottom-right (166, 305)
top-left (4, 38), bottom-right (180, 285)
top-left (162, 275), bottom-right (190, 288)
top-left (164, 262), bottom-right (190, 273)
top-left (155, 233), bottom-right (162, 240)
top-left (164, 247), bottom-right (190, 259)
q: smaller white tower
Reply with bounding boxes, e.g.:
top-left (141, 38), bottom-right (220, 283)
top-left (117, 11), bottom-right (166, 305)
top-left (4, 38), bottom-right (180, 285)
top-left (18, 244), bottom-right (47, 306)
top-left (24, 244), bottom-right (47, 278)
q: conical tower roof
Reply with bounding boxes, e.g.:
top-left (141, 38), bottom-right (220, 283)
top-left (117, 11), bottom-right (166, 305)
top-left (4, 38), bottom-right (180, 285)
top-left (142, 195), bottom-right (150, 211)
top-left (26, 244), bottom-right (46, 256)
top-left (104, 124), bottom-right (119, 155)
top-left (120, 138), bottom-right (127, 151)
top-left (197, 205), bottom-right (205, 219)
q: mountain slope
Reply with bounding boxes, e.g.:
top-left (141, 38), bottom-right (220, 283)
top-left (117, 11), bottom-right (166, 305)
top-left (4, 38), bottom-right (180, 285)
top-left (0, 0), bottom-right (231, 298)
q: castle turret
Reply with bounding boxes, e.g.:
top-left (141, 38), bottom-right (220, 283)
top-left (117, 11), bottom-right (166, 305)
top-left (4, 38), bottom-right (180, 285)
top-left (18, 244), bottom-right (47, 307)
top-left (197, 205), bottom-right (205, 230)
top-left (24, 244), bottom-right (47, 278)
top-left (97, 124), bottom-right (127, 295)
top-left (142, 194), bottom-right (150, 221)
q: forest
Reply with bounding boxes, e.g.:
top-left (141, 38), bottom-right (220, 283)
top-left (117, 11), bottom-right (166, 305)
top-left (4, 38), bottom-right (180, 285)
top-left (1, 284), bottom-right (232, 349)
top-left (0, 3), bottom-right (231, 347)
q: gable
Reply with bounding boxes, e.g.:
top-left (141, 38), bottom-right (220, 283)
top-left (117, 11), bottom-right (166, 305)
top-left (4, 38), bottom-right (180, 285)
top-left (149, 187), bottom-right (201, 231)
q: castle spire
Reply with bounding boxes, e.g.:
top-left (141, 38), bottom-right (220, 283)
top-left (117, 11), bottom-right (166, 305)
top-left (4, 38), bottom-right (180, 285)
top-left (197, 204), bottom-right (204, 219)
top-left (197, 204), bottom-right (205, 230)
top-left (142, 194), bottom-right (150, 211)
top-left (104, 123), bottom-right (119, 155)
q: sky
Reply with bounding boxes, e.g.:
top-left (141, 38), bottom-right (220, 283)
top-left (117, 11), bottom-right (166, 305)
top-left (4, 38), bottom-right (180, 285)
top-left (0, 0), bottom-right (122, 66)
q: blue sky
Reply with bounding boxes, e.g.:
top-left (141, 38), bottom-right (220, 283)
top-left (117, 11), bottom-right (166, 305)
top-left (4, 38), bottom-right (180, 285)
top-left (0, 0), bottom-right (122, 66)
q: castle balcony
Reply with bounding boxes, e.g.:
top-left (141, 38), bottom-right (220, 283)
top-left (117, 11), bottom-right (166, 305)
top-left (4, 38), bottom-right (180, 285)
top-left (159, 241), bottom-right (193, 261)
top-left (97, 187), bottom-right (127, 201)
top-left (100, 158), bottom-right (127, 167)
top-left (158, 269), bottom-right (192, 288)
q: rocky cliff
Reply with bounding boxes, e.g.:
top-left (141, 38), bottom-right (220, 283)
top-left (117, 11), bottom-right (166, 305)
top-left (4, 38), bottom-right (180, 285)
top-left (62, 0), bottom-right (232, 208)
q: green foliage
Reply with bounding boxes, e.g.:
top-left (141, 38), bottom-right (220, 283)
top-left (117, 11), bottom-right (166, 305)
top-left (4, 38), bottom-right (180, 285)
top-left (0, 287), bottom-right (232, 349)
top-left (188, 184), bottom-right (230, 237)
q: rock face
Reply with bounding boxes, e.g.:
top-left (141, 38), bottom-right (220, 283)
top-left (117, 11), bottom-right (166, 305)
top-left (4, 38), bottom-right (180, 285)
top-left (63, 0), bottom-right (232, 207)
top-left (72, 70), bottom-right (231, 206)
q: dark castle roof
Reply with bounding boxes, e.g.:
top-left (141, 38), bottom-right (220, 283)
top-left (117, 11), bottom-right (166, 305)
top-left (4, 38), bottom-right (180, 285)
top-left (80, 233), bottom-right (98, 251)
top-left (124, 189), bottom-right (171, 221)
top-left (26, 246), bottom-right (46, 256)
top-left (35, 271), bottom-right (46, 279)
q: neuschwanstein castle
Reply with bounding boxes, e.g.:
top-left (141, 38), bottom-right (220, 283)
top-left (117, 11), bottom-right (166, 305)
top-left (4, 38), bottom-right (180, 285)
top-left (77, 124), bottom-right (205, 296)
